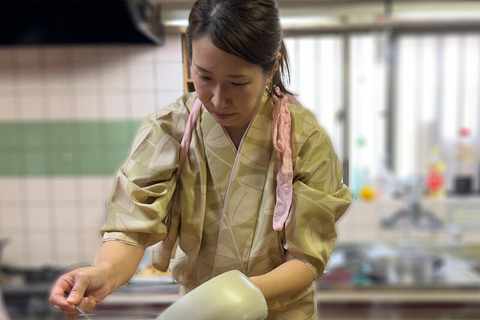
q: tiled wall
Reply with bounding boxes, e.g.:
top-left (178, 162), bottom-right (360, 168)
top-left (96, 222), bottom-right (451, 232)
top-left (0, 33), bottom-right (184, 268)
top-left (1, 32), bottom-right (478, 270)
top-left (0, 121), bottom-right (141, 175)
top-left (336, 198), bottom-right (480, 246)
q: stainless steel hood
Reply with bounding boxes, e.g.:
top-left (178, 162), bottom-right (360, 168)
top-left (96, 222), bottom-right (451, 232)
top-left (0, 0), bottom-right (164, 45)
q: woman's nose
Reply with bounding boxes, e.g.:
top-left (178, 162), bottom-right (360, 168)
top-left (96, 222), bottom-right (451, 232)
top-left (211, 87), bottom-right (230, 109)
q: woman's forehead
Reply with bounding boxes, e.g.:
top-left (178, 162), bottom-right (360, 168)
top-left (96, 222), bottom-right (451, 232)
top-left (191, 38), bottom-right (264, 76)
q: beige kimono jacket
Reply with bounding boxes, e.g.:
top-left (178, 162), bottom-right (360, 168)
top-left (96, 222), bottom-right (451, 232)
top-left (102, 92), bottom-right (351, 319)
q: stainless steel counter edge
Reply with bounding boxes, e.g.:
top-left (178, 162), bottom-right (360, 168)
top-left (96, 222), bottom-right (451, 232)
top-left (101, 289), bottom-right (480, 305)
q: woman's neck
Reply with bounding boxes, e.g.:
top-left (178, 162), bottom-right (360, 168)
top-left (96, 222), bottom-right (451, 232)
top-left (225, 125), bottom-right (248, 149)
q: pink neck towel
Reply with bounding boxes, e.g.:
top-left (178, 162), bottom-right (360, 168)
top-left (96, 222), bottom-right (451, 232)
top-left (271, 87), bottom-right (300, 231)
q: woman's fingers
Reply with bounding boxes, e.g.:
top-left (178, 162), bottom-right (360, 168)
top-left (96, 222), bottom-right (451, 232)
top-left (65, 272), bottom-right (90, 305)
top-left (49, 275), bottom-right (74, 307)
top-left (56, 304), bottom-right (79, 320)
top-left (78, 296), bottom-right (97, 314)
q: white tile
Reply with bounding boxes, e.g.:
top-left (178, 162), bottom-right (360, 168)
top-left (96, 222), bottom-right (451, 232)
top-left (156, 91), bottom-right (183, 110)
top-left (0, 49), bottom-right (14, 65)
top-left (99, 46), bottom-right (127, 63)
top-left (72, 64), bottom-right (99, 90)
top-left (0, 67), bottom-right (14, 90)
top-left (1, 206), bottom-right (22, 229)
top-left (104, 94), bottom-right (128, 120)
top-left (80, 177), bottom-right (110, 201)
top-left (73, 46), bottom-right (96, 61)
top-left (56, 233), bottom-right (79, 257)
top-left (0, 178), bottom-right (22, 202)
top-left (156, 34), bottom-right (183, 63)
top-left (29, 254), bottom-right (53, 267)
top-left (0, 96), bottom-right (17, 121)
top-left (352, 231), bottom-right (377, 241)
top-left (130, 93), bottom-right (156, 119)
top-left (379, 201), bottom-right (405, 219)
top-left (83, 235), bottom-right (103, 262)
top-left (17, 65), bottom-right (42, 91)
top-left (53, 177), bottom-right (77, 202)
top-left (84, 230), bottom-right (103, 247)
top-left (45, 68), bottom-right (70, 91)
top-left (463, 233), bottom-right (480, 243)
top-left (130, 64), bottom-right (155, 90)
top-left (1, 232), bottom-right (25, 266)
top-left (104, 178), bottom-right (116, 200)
top-left (56, 252), bottom-right (84, 268)
top-left (54, 207), bottom-right (78, 233)
top-left (101, 62), bottom-right (127, 90)
top-left (80, 204), bottom-right (107, 229)
top-left (26, 206), bottom-right (51, 230)
top-left (128, 46), bottom-right (156, 64)
top-left (47, 95), bottom-right (73, 120)
top-left (103, 177), bottom-right (116, 202)
top-left (44, 47), bottom-right (69, 64)
top-left (29, 231), bottom-right (51, 255)
top-left (28, 232), bottom-right (51, 262)
top-left (156, 62), bottom-right (183, 91)
top-left (74, 94), bottom-right (100, 119)
top-left (20, 96), bottom-right (46, 120)
top-left (84, 234), bottom-right (103, 263)
top-left (25, 178), bottom-right (49, 202)
top-left (16, 48), bottom-right (42, 62)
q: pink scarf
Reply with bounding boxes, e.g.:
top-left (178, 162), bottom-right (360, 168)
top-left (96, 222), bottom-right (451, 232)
top-left (180, 90), bottom-right (299, 231)
top-left (271, 86), bottom-right (300, 231)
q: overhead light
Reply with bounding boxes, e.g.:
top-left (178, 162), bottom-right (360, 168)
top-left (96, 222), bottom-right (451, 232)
top-left (164, 19), bottom-right (189, 28)
top-left (394, 11), bottom-right (480, 21)
top-left (163, 16), bottom-right (337, 30)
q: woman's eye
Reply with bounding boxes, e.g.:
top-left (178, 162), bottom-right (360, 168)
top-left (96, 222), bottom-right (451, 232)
top-left (199, 75), bottom-right (211, 81)
top-left (231, 82), bottom-right (247, 87)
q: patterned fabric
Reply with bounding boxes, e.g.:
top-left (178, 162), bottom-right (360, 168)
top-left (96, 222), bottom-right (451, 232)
top-left (102, 92), bottom-right (352, 319)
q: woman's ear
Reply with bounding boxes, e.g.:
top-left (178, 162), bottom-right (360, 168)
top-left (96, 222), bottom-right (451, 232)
top-left (274, 52), bottom-right (282, 72)
top-left (268, 52), bottom-right (282, 83)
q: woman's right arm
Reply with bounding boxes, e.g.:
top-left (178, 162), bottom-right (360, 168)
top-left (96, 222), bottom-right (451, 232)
top-left (49, 240), bottom-right (145, 320)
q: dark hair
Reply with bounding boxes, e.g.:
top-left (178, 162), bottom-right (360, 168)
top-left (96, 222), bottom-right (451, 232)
top-left (186, 0), bottom-right (292, 98)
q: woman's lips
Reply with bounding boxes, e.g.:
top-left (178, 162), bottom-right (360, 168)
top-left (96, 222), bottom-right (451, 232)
top-left (212, 111), bottom-right (234, 120)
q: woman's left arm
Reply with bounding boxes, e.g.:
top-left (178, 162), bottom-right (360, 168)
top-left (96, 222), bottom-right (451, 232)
top-left (249, 252), bottom-right (314, 307)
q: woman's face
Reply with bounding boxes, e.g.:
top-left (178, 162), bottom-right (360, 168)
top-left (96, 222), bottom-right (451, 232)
top-left (191, 38), bottom-right (268, 130)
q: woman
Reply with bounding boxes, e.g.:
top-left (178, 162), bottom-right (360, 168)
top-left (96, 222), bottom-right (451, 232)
top-left (49, 0), bottom-right (351, 319)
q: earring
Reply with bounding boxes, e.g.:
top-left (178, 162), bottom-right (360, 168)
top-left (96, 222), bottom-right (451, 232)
top-left (266, 81), bottom-right (273, 94)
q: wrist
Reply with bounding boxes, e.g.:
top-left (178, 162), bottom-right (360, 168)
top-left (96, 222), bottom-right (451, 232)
top-left (94, 261), bottom-right (118, 293)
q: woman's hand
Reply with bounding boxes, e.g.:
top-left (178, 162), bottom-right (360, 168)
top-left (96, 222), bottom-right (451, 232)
top-left (49, 264), bottom-right (114, 320)
top-left (249, 251), bottom-right (315, 307)
top-left (49, 241), bottom-right (145, 319)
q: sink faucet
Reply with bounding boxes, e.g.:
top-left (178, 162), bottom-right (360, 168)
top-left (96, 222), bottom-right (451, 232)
top-left (381, 177), bottom-right (443, 230)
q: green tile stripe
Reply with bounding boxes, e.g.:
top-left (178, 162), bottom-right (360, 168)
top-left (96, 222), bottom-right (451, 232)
top-left (0, 121), bottom-right (141, 176)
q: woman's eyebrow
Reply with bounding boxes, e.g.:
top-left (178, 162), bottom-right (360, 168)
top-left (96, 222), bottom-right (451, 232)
top-left (194, 64), bottom-right (212, 74)
top-left (194, 63), bottom-right (248, 79)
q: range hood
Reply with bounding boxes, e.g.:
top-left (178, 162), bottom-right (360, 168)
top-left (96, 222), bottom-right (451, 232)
top-left (0, 0), bottom-right (164, 45)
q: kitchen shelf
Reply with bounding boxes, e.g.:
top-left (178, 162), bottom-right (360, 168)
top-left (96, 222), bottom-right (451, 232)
top-left (182, 34), bottom-right (195, 93)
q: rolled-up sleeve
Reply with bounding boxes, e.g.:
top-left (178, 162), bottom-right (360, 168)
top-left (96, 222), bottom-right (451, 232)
top-left (101, 99), bottom-right (189, 248)
top-left (284, 113), bottom-right (351, 279)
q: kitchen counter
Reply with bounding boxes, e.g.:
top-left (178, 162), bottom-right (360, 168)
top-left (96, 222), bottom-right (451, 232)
top-left (96, 283), bottom-right (480, 320)
top-left (99, 282), bottom-right (480, 305)
top-left (3, 280), bottom-right (479, 320)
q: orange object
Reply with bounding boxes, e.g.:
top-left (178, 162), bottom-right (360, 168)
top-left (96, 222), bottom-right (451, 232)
top-left (359, 185), bottom-right (377, 201)
top-left (426, 146), bottom-right (446, 198)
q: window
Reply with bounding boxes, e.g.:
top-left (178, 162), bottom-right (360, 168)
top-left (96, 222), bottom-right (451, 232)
top-left (285, 32), bottom-right (480, 196)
